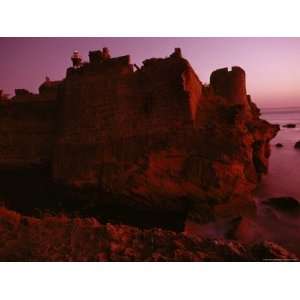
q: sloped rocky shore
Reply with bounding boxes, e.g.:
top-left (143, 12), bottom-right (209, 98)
top-left (0, 207), bottom-right (297, 261)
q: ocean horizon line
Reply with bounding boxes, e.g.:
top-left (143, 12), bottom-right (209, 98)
top-left (260, 105), bottom-right (300, 111)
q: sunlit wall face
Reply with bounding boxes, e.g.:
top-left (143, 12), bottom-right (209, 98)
top-left (0, 37), bottom-right (299, 108)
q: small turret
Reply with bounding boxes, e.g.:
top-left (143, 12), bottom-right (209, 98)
top-left (102, 47), bottom-right (111, 60)
top-left (71, 50), bottom-right (82, 68)
top-left (89, 50), bottom-right (103, 64)
top-left (170, 48), bottom-right (182, 58)
top-left (0, 90), bottom-right (10, 102)
top-left (88, 48), bottom-right (111, 64)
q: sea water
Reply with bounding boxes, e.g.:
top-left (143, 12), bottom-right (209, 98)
top-left (254, 107), bottom-right (300, 256)
top-left (259, 107), bottom-right (300, 200)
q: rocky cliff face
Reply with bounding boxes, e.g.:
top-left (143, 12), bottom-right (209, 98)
top-left (0, 48), bottom-right (279, 224)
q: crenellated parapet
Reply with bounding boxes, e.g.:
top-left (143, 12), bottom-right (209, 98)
top-left (67, 48), bottom-right (133, 78)
top-left (88, 47), bottom-right (111, 64)
top-left (39, 79), bottom-right (61, 101)
top-left (12, 89), bottom-right (38, 102)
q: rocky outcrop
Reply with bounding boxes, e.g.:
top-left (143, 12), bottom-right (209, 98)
top-left (0, 48), bottom-right (279, 224)
top-left (263, 197), bottom-right (300, 213)
top-left (294, 141), bottom-right (300, 149)
top-left (225, 216), bottom-right (263, 244)
top-left (283, 123), bottom-right (296, 128)
top-left (251, 241), bottom-right (298, 261)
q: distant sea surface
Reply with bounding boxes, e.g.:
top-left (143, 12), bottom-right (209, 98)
top-left (255, 107), bottom-right (300, 255)
top-left (259, 107), bottom-right (300, 200)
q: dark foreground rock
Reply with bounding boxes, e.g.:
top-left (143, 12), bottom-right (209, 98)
top-left (251, 241), bottom-right (298, 261)
top-left (0, 207), bottom-right (297, 262)
top-left (263, 197), bottom-right (300, 212)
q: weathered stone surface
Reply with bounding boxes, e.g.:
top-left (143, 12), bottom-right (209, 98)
top-left (0, 49), bottom-right (279, 223)
top-left (0, 103), bottom-right (57, 164)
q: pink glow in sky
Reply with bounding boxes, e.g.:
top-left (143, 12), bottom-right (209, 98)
top-left (0, 37), bottom-right (300, 108)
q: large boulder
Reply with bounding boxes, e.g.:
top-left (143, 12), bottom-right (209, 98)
top-left (283, 123), bottom-right (296, 128)
top-left (225, 216), bottom-right (263, 244)
top-left (294, 141), bottom-right (300, 149)
top-left (263, 197), bottom-right (300, 212)
top-left (275, 143), bottom-right (283, 148)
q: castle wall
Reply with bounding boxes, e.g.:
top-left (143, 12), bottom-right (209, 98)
top-left (52, 52), bottom-right (201, 187)
top-left (0, 81), bottom-right (60, 166)
top-left (0, 101), bottom-right (57, 165)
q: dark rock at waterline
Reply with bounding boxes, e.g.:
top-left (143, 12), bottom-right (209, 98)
top-left (263, 197), bottom-right (300, 212)
top-left (251, 241), bottom-right (298, 261)
top-left (294, 141), bottom-right (300, 149)
top-left (283, 123), bottom-right (296, 128)
top-left (275, 143), bottom-right (283, 148)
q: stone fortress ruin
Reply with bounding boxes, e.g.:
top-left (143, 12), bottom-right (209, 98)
top-left (0, 48), bottom-right (279, 228)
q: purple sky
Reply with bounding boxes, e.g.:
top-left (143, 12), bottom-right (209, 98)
top-left (0, 37), bottom-right (299, 108)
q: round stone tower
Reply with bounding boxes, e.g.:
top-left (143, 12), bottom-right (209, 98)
top-left (228, 66), bottom-right (247, 104)
top-left (210, 66), bottom-right (247, 105)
